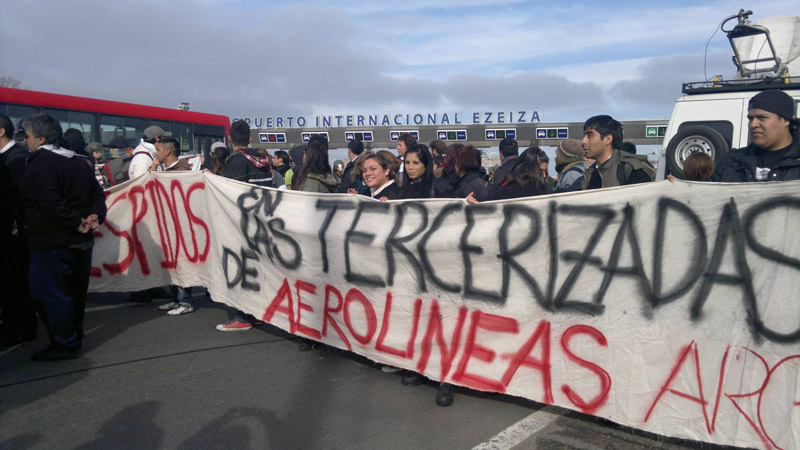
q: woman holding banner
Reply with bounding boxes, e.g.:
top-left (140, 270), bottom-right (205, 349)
top-left (399, 144), bottom-right (454, 199)
top-left (361, 153), bottom-right (400, 200)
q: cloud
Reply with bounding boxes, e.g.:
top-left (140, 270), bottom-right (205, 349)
top-left (608, 51), bottom-right (735, 108)
top-left (1, 0), bottom-right (796, 125)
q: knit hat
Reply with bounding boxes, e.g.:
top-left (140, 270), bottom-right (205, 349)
top-left (108, 136), bottom-right (130, 149)
top-left (556, 139), bottom-right (582, 159)
top-left (555, 139), bottom-right (583, 172)
top-left (748, 89), bottom-right (797, 122)
top-left (87, 141), bottom-right (104, 153)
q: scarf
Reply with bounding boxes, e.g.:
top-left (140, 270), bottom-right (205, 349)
top-left (41, 144), bottom-right (75, 158)
top-left (237, 149), bottom-right (268, 168)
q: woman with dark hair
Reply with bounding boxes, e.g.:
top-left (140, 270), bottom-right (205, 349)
top-left (272, 149), bottom-right (293, 185)
top-left (293, 136), bottom-right (337, 193)
top-left (440, 143), bottom-right (462, 190)
top-left (209, 142), bottom-right (230, 176)
top-left (399, 144), bottom-right (454, 199)
top-left (467, 147), bottom-right (551, 203)
top-left (361, 153), bottom-right (400, 200)
top-left (452, 144), bottom-right (487, 201)
top-left (682, 152), bottom-right (715, 181)
top-left (533, 148), bottom-right (556, 190)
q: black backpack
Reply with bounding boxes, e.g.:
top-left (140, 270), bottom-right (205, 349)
top-left (102, 150), bottom-right (152, 187)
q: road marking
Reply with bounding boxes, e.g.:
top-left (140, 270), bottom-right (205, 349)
top-left (472, 405), bottom-right (565, 450)
top-left (85, 301), bottom-right (167, 312)
top-left (0, 343), bottom-right (23, 357)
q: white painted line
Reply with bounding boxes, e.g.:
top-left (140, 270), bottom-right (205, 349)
top-left (83, 325), bottom-right (103, 335)
top-left (85, 301), bottom-right (167, 312)
top-left (0, 343), bottom-right (23, 357)
top-left (472, 405), bottom-right (565, 450)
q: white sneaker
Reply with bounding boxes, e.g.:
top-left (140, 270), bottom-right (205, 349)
top-left (158, 301), bottom-right (179, 311)
top-left (381, 365), bottom-right (402, 373)
top-left (167, 303), bottom-right (194, 316)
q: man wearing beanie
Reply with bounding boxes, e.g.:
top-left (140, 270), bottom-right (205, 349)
top-left (712, 89), bottom-right (800, 182)
top-left (554, 139), bottom-right (586, 192)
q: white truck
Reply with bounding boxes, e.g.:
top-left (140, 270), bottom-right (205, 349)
top-left (657, 10), bottom-right (800, 180)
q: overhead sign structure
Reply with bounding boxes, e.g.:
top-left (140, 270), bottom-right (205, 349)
top-left (390, 130), bottom-right (420, 141)
top-left (485, 129), bottom-right (517, 140)
top-left (234, 110), bottom-right (543, 129)
top-left (437, 129), bottom-right (468, 141)
top-left (646, 125), bottom-right (668, 138)
top-left (345, 131), bottom-right (374, 143)
top-left (301, 132), bottom-right (330, 143)
top-left (536, 127), bottom-right (568, 139)
top-left (259, 133), bottom-right (287, 144)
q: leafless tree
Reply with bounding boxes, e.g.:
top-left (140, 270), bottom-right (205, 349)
top-left (0, 76), bottom-right (22, 88)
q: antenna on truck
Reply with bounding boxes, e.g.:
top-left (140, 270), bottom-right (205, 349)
top-left (722, 9), bottom-right (786, 79)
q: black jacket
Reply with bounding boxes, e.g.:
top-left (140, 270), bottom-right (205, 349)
top-left (0, 143), bottom-right (29, 227)
top-left (711, 130), bottom-right (800, 182)
top-left (371, 181), bottom-right (400, 200)
top-left (226, 148), bottom-right (283, 188)
top-left (20, 148), bottom-right (107, 250)
top-left (338, 160), bottom-right (356, 193)
top-left (455, 171), bottom-right (487, 201)
top-left (491, 155), bottom-right (518, 190)
top-left (488, 180), bottom-right (550, 201)
top-left (400, 177), bottom-right (455, 199)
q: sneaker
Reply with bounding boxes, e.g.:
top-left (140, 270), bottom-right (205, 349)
top-left (402, 371), bottom-right (425, 386)
top-left (381, 365), bottom-right (402, 373)
top-left (215, 320), bottom-right (252, 331)
top-left (31, 343), bottom-right (79, 361)
top-left (167, 303), bottom-right (194, 316)
top-left (158, 301), bottom-right (179, 311)
top-left (436, 382), bottom-right (455, 407)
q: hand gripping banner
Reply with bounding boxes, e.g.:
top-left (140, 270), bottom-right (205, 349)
top-left (89, 172), bottom-right (800, 450)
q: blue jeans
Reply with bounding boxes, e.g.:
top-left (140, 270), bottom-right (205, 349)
top-left (171, 286), bottom-right (193, 304)
top-left (29, 247), bottom-right (92, 349)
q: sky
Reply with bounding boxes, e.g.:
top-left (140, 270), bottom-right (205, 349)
top-left (2, 0), bottom-right (798, 124)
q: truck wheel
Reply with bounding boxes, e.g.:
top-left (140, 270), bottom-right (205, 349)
top-left (665, 126), bottom-right (728, 179)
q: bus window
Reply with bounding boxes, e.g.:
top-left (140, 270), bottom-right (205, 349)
top-left (0, 104), bottom-right (37, 132)
top-left (43, 109), bottom-right (94, 145)
top-left (194, 135), bottom-right (224, 160)
top-left (100, 115), bottom-right (145, 148)
top-left (150, 120), bottom-right (192, 154)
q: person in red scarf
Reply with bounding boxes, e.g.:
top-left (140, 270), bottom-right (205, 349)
top-left (215, 120), bottom-right (281, 331)
top-left (225, 120), bottom-right (284, 189)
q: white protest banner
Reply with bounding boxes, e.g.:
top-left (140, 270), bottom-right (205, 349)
top-left (89, 172), bottom-right (800, 450)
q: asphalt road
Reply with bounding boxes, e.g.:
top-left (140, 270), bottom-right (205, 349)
top-left (0, 291), bottom-right (740, 450)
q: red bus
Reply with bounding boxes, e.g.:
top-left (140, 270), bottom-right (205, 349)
top-left (0, 87), bottom-right (230, 158)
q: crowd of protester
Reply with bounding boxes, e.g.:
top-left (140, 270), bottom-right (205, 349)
top-left (1, 89), bottom-right (798, 407)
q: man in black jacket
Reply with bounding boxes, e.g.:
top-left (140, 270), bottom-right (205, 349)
top-left (491, 137), bottom-right (519, 190)
top-left (0, 115), bottom-right (37, 345)
top-left (338, 139), bottom-right (364, 193)
top-left (215, 120), bottom-right (277, 331)
top-left (20, 114), bottom-right (107, 360)
top-left (581, 115), bottom-right (654, 189)
top-left (225, 120), bottom-right (284, 188)
top-left (712, 89), bottom-right (800, 182)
